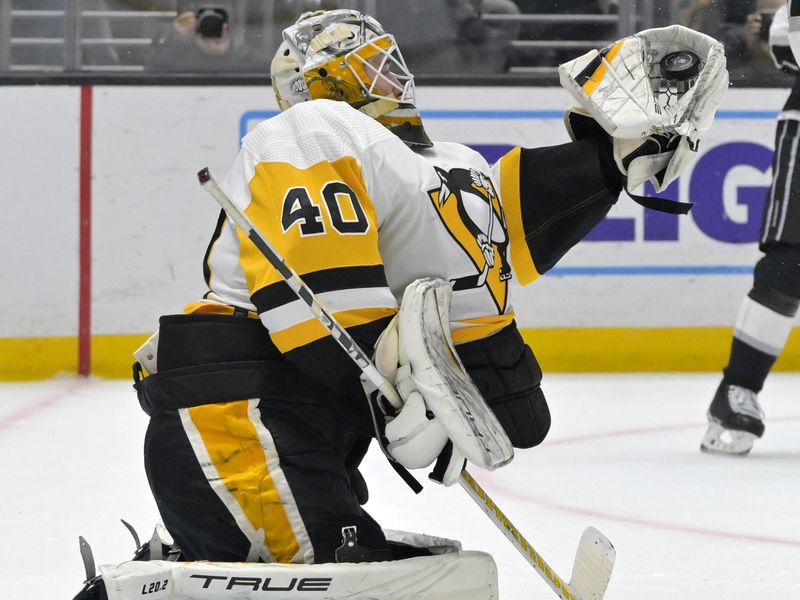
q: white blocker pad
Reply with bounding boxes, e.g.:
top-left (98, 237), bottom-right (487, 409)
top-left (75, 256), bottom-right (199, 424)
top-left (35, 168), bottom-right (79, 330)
top-left (396, 278), bottom-right (513, 470)
top-left (558, 24), bottom-right (727, 140)
top-left (98, 550), bottom-right (497, 600)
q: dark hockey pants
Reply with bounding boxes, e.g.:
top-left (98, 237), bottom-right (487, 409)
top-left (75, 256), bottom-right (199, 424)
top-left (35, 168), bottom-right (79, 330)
top-left (144, 396), bottom-right (386, 564)
top-left (137, 314), bottom-right (388, 564)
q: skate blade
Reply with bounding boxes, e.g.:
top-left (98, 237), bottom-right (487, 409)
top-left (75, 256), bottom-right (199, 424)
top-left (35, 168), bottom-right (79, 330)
top-left (700, 421), bottom-right (757, 456)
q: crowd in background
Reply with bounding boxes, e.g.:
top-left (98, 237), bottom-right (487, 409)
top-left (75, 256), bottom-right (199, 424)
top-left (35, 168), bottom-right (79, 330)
top-left (0, 0), bottom-right (794, 85)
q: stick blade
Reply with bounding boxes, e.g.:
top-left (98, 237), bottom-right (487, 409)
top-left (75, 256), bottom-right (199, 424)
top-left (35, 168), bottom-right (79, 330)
top-left (569, 527), bottom-right (615, 600)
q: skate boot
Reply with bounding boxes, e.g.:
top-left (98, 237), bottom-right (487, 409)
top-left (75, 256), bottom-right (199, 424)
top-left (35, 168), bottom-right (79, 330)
top-left (700, 381), bottom-right (765, 456)
top-left (72, 522), bottom-right (181, 600)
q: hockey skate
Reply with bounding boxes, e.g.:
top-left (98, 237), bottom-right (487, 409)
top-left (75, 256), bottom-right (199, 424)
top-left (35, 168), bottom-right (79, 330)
top-left (700, 382), bottom-right (765, 456)
top-left (72, 521), bottom-right (181, 600)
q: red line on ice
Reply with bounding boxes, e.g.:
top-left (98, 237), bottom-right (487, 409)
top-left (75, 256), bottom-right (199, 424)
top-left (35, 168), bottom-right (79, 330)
top-left (482, 417), bottom-right (800, 548)
top-left (0, 382), bottom-right (86, 432)
top-left (523, 492), bottom-right (800, 547)
top-left (546, 415), bottom-right (800, 447)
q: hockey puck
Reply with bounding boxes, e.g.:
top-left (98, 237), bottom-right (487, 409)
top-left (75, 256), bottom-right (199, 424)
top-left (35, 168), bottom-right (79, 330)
top-left (660, 51), bottom-right (700, 81)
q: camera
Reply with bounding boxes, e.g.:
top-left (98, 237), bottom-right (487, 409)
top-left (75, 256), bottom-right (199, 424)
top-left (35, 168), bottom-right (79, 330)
top-left (195, 7), bottom-right (228, 39)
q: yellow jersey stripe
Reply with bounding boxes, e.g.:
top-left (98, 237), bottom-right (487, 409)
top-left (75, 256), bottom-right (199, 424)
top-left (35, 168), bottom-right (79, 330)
top-left (499, 147), bottom-right (540, 286)
top-left (269, 306), bottom-right (397, 353)
top-left (183, 300), bottom-right (258, 318)
top-left (452, 313), bottom-right (516, 344)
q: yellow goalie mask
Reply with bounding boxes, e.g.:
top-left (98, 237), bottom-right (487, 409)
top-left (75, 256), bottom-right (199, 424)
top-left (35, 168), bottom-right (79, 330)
top-left (270, 9), bottom-right (433, 148)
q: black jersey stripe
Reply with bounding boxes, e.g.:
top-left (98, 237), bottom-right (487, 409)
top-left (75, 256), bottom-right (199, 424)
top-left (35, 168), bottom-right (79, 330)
top-left (251, 264), bottom-right (388, 312)
top-left (203, 209), bottom-right (228, 288)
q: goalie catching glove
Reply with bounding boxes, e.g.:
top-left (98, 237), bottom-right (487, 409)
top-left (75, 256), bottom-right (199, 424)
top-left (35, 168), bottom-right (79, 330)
top-left (363, 278), bottom-right (514, 486)
top-left (559, 24), bottom-right (728, 198)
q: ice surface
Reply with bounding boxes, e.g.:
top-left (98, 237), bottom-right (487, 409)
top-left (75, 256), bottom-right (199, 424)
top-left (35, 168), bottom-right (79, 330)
top-left (1, 373), bottom-right (798, 599)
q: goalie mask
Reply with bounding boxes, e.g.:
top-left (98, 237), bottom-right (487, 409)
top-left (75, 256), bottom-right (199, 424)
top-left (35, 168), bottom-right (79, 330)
top-left (271, 9), bottom-right (433, 148)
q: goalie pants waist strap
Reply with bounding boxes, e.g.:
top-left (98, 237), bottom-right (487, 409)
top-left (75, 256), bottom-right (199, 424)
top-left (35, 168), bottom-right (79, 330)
top-left (134, 314), bottom-right (334, 415)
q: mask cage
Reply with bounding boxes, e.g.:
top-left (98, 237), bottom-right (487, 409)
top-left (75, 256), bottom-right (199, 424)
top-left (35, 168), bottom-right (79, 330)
top-left (344, 34), bottom-right (416, 105)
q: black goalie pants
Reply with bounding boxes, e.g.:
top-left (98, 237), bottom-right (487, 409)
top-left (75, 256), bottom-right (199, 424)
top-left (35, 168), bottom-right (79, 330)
top-left (144, 396), bottom-right (385, 564)
top-left (137, 314), bottom-right (388, 564)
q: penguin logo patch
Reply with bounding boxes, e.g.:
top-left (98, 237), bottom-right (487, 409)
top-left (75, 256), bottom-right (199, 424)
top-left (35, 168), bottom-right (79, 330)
top-left (427, 166), bottom-right (511, 313)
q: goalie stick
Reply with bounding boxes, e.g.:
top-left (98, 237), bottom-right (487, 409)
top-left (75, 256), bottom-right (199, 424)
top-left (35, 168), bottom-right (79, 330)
top-left (197, 167), bottom-right (616, 600)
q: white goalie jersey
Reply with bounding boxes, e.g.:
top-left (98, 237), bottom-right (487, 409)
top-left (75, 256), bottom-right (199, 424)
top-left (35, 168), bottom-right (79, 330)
top-left (192, 99), bottom-right (521, 364)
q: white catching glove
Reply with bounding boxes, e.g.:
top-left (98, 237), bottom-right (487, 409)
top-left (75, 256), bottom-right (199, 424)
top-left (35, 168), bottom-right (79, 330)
top-left (559, 24), bottom-right (728, 194)
top-left (371, 278), bottom-right (513, 486)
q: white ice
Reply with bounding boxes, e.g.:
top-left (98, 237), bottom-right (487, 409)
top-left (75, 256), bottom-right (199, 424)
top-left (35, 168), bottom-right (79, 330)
top-left (1, 373), bottom-right (798, 600)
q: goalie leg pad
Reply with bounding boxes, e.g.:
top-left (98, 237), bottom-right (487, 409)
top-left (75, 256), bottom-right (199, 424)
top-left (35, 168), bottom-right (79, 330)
top-left (97, 550), bottom-right (498, 600)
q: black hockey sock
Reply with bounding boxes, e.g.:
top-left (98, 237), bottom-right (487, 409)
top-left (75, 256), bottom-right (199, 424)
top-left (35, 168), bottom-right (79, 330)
top-left (722, 337), bottom-right (778, 393)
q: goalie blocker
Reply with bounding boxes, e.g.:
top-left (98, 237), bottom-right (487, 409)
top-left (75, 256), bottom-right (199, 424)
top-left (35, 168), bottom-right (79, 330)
top-left (367, 278), bottom-right (515, 486)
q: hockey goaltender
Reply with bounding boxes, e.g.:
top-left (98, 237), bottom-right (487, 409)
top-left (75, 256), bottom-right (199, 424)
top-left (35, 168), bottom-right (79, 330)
top-left (74, 8), bottom-right (726, 600)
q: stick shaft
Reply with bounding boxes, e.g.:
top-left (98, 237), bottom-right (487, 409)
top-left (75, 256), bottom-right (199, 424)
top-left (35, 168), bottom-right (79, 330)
top-left (458, 471), bottom-right (578, 600)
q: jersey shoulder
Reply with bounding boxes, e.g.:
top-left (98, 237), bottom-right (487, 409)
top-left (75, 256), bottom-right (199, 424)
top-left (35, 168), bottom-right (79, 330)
top-left (244, 99), bottom-right (398, 163)
top-left (422, 141), bottom-right (493, 171)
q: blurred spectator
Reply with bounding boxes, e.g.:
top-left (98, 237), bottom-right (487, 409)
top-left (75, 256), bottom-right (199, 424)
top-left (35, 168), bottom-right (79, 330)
top-left (597, 0), bottom-right (619, 13)
top-left (147, 2), bottom-right (264, 72)
top-left (100, 0), bottom-right (178, 68)
top-left (452, 0), bottom-right (522, 73)
top-left (377, 0), bottom-right (521, 75)
top-left (680, 0), bottom-right (786, 83)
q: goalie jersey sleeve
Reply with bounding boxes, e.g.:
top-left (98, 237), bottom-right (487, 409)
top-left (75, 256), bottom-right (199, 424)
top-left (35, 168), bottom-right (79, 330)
top-left (197, 101), bottom-right (399, 393)
top-left (493, 137), bottom-right (622, 285)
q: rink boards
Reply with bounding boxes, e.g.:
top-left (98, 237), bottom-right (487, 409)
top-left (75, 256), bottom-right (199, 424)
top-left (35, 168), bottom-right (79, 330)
top-left (1, 85), bottom-right (798, 378)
